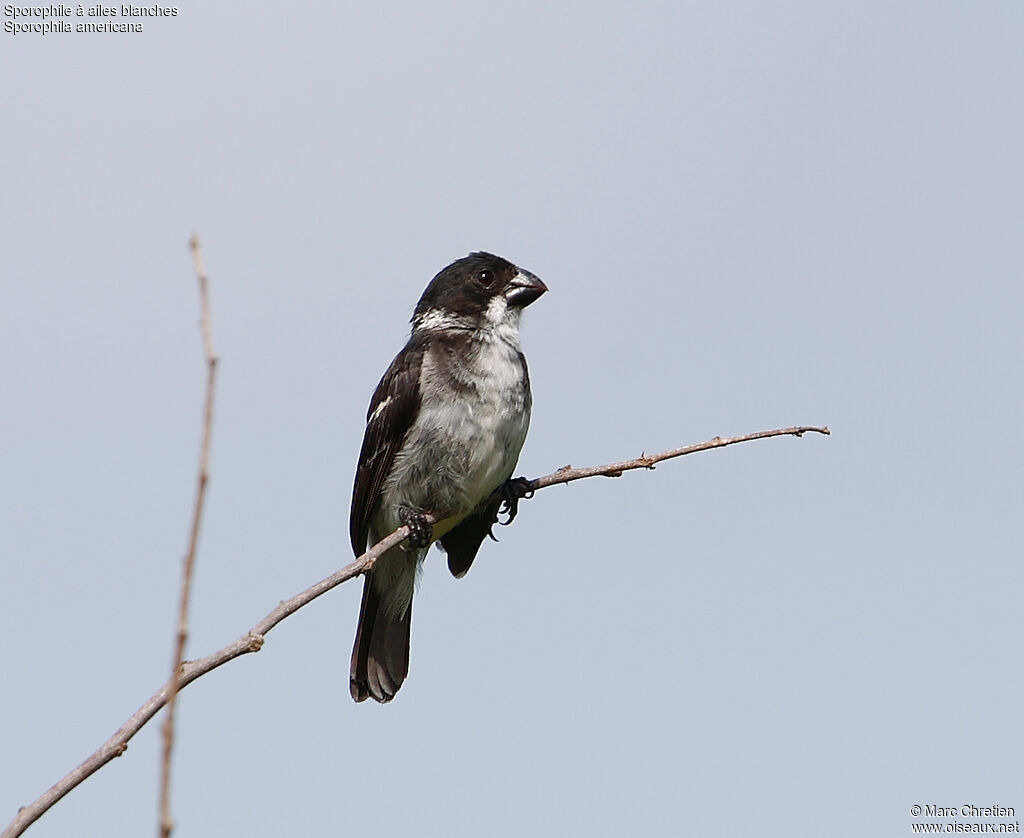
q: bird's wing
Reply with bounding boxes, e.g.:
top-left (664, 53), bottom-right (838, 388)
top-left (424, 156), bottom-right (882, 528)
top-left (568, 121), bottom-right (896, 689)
top-left (349, 341), bottom-right (424, 557)
top-left (440, 496), bottom-right (502, 579)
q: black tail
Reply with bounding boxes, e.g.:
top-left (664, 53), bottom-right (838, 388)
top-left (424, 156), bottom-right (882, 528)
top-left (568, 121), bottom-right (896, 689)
top-left (349, 577), bottom-right (412, 703)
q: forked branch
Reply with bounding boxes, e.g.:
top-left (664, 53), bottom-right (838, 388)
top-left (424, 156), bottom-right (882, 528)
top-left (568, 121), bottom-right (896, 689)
top-left (2, 424), bottom-right (827, 838)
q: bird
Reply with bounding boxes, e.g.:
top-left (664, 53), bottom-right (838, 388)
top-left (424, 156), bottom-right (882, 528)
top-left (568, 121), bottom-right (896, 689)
top-left (348, 252), bottom-right (547, 703)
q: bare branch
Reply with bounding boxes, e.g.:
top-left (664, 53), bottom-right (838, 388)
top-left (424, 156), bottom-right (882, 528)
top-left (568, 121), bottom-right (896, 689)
top-left (528, 425), bottom-right (831, 489)
top-left (156, 236), bottom-right (218, 838)
top-left (1, 424), bottom-right (828, 838)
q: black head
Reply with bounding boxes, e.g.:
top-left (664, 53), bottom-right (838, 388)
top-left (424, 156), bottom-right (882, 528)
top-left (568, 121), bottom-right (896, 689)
top-left (413, 252), bottom-right (547, 328)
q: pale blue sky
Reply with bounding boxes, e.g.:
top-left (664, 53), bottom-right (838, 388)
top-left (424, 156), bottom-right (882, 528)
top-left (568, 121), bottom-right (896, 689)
top-left (2, 3), bottom-right (1022, 836)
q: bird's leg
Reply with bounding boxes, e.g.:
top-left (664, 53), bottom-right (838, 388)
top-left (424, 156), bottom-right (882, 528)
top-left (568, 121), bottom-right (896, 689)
top-left (497, 477), bottom-right (535, 526)
top-left (399, 506), bottom-right (433, 549)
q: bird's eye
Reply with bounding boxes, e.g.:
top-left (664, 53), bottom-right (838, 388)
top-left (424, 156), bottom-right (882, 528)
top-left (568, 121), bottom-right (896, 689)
top-left (477, 270), bottom-right (495, 287)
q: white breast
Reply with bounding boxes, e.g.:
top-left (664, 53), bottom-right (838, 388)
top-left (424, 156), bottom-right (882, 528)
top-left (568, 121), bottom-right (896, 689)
top-left (380, 323), bottom-right (532, 539)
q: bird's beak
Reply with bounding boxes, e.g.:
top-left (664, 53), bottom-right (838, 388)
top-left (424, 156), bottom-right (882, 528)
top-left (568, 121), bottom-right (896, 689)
top-left (505, 269), bottom-right (548, 308)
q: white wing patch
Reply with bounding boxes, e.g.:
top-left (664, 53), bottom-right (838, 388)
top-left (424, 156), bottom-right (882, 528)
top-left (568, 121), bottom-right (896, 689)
top-left (368, 395), bottom-right (392, 423)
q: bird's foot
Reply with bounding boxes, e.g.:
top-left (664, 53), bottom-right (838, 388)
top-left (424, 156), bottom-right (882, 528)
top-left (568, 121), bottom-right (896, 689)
top-left (399, 507), bottom-right (433, 549)
top-left (497, 476), bottom-right (535, 526)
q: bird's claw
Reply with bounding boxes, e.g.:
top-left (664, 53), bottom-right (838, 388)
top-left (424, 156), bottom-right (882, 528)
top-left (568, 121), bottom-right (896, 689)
top-left (399, 507), bottom-right (433, 549)
top-left (497, 476), bottom-right (535, 527)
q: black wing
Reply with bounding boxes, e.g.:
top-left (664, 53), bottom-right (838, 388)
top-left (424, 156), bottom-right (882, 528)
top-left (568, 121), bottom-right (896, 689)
top-left (440, 496), bottom-right (502, 579)
top-left (349, 340), bottom-right (424, 557)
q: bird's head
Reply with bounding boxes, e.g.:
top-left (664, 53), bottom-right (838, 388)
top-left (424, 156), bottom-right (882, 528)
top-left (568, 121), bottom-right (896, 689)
top-left (412, 252), bottom-right (547, 333)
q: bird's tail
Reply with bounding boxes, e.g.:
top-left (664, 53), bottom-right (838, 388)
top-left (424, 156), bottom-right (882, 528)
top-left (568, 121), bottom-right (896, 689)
top-left (350, 577), bottom-right (411, 703)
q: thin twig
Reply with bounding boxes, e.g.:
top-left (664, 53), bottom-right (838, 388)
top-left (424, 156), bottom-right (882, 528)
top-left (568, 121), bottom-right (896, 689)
top-left (528, 426), bottom-right (831, 490)
top-left (2, 424), bottom-right (828, 838)
top-left (158, 236), bottom-right (218, 838)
